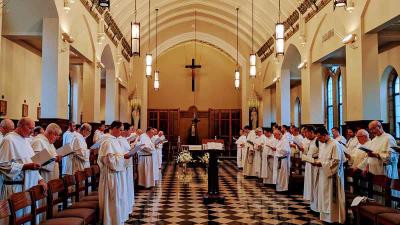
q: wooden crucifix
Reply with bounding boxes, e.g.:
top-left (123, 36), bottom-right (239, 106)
top-left (185, 58), bottom-right (201, 92)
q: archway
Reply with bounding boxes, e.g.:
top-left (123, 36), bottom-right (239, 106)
top-left (380, 66), bottom-right (399, 136)
top-left (100, 44), bottom-right (116, 124)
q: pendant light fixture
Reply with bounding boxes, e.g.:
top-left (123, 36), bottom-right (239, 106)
top-left (249, 0), bottom-right (256, 78)
top-left (276, 0), bottom-right (284, 56)
top-left (154, 8), bottom-right (160, 91)
top-left (145, 0), bottom-right (152, 78)
top-left (333, 0), bottom-right (347, 9)
top-left (234, 8), bottom-right (240, 89)
top-left (131, 0), bottom-right (140, 56)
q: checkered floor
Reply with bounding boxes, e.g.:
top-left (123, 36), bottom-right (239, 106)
top-left (126, 160), bottom-right (323, 225)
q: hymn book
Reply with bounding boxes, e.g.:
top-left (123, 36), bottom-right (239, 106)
top-left (127, 144), bottom-right (145, 156)
top-left (90, 142), bottom-right (101, 149)
top-left (247, 140), bottom-right (254, 146)
top-left (358, 146), bottom-right (373, 153)
top-left (31, 149), bottom-right (55, 166)
top-left (301, 154), bottom-right (315, 164)
top-left (56, 145), bottom-right (74, 157)
top-left (127, 134), bottom-right (138, 143)
top-left (390, 146), bottom-right (400, 154)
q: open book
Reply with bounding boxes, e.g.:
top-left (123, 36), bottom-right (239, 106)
top-left (56, 145), bottom-right (74, 157)
top-left (126, 144), bottom-right (144, 156)
top-left (154, 138), bottom-right (168, 146)
top-left (247, 140), bottom-right (254, 146)
top-left (31, 149), bottom-right (55, 166)
top-left (301, 154), bottom-right (315, 164)
top-left (127, 134), bottom-right (138, 143)
top-left (90, 142), bottom-right (101, 149)
top-left (358, 146), bottom-right (373, 153)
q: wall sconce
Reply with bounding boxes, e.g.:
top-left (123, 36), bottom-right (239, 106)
top-left (342, 33), bottom-right (356, 44)
top-left (298, 61), bottom-right (307, 69)
top-left (273, 76), bottom-right (280, 83)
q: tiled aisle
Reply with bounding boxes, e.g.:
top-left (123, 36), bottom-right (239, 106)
top-left (126, 160), bottom-right (323, 225)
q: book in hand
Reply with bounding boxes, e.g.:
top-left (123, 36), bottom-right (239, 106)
top-left (56, 145), bottom-right (74, 157)
top-left (390, 146), bottom-right (400, 153)
top-left (141, 147), bottom-right (153, 154)
top-left (31, 149), bottom-right (55, 166)
top-left (126, 144), bottom-right (144, 156)
top-left (358, 146), bottom-right (373, 153)
top-left (301, 154), bottom-right (315, 164)
top-left (247, 140), bottom-right (254, 146)
top-left (154, 138), bottom-right (166, 146)
top-left (90, 142), bottom-right (101, 149)
top-left (127, 134), bottom-right (138, 143)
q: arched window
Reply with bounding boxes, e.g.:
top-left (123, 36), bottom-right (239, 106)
top-left (338, 75), bottom-right (343, 129)
top-left (388, 69), bottom-right (400, 137)
top-left (327, 76), bottom-right (334, 132)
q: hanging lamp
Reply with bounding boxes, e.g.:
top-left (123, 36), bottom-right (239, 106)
top-left (249, 0), bottom-right (256, 78)
top-left (234, 8), bottom-right (240, 89)
top-left (131, 0), bottom-right (140, 56)
top-left (276, 0), bottom-right (284, 56)
top-left (154, 8), bottom-right (160, 91)
top-left (145, 0), bottom-right (152, 78)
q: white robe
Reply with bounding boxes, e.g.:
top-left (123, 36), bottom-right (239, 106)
top-left (346, 137), bottom-right (359, 155)
top-left (150, 136), bottom-right (160, 181)
top-left (253, 134), bottom-right (266, 177)
top-left (155, 135), bottom-right (165, 169)
top-left (303, 138), bottom-right (319, 212)
top-left (349, 142), bottom-right (368, 169)
top-left (261, 137), bottom-right (275, 184)
top-left (243, 130), bottom-right (257, 177)
top-left (98, 135), bottom-right (128, 225)
top-left (118, 136), bottom-right (135, 214)
top-left (0, 132), bottom-right (43, 225)
top-left (61, 130), bottom-right (77, 175)
top-left (67, 132), bottom-right (90, 175)
top-left (137, 134), bottom-right (156, 188)
top-left (317, 138), bottom-right (346, 224)
top-left (31, 134), bottom-right (59, 181)
top-left (291, 134), bottom-right (304, 157)
top-left (272, 138), bottom-right (291, 192)
top-left (235, 135), bottom-right (247, 168)
top-left (93, 130), bottom-right (104, 144)
top-left (335, 135), bottom-right (347, 146)
top-left (358, 133), bottom-right (398, 179)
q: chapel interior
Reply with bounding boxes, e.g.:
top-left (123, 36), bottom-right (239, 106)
top-left (0, 0), bottom-right (400, 225)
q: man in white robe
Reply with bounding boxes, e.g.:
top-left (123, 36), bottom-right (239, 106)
top-left (290, 126), bottom-right (304, 158)
top-left (243, 126), bottom-right (257, 177)
top-left (150, 128), bottom-right (160, 182)
top-left (118, 125), bottom-right (135, 215)
top-left (271, 128), bottom-right (291, 192)
top-left (154, 131), bottom-right (165, 170)
top-left (98, 121), bottom-right (129, 225)
top-left (349, 129), bottom-right (369, 170)
top-left (67, 123), bottom-right (92, 175)
top-left (253, 128), bottom-right (266, 178)
top-left (332, 127), bottom-right (347, 145)
top-left (137, 128), bottom-right (156, 188)
top-left (314, 127), bottom-right (346, 224)
top-left (0, 119), bottom-right (14, 144)
top-left (31, 123), bottom-right (62, 181)
top-left (301, 126), bottom-right (319, 212)
top-left (93, 123), bottom-right (106, 144)
top-left (261, 128), bottom-right (275, 185)
top-left (346, 128), bottom-right (359, 155)
top-left (61, 122), bottom-right (77, 175)
top-left (359, 121), bottom-right (398, 179)
top-left (235, 129), bottom-right (247, 169)
top-left (0, 117), bottom-right (47, 225)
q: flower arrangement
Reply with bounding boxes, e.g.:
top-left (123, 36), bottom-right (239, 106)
top-left (176, 150), bottom-right (193, 164)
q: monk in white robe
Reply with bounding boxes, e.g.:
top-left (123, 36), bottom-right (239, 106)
top-left (93, 124), bottom-right (105, 144)
top-left (243, 127), bottom-right (257, 177)
top-left (272, 128), bottom-right (291, 192)
top-left (253, 128), bottom-right (266, 178)
top-left (332, 127), bottom-right (347, 145)
top-left (98, 121), bottom-right (129, 225)
top-left (314, 127), bottom-right (346, 224)
top-left (290, 127), bottom-right (304, 158)
top-left (348, 129), bottom-right (369, 170)
top-left (346, 128), bottom-right (359, 154)
top-left (261, 129), bottom-right (275, 184)
top-left (118, 131), bottom-right (135, 215)
top-left (155, 131), bottom-right (165, 169)
top-left (0, 118), bottom-right (47, 225)
top-left (0, 119), bottom-right (14, 145)
top-left (359, 121), bottom-right (398, 179)
top-left (67, 123), bottom-right (92, 175)
top-left (31, 123), bottom-right (62, 181)
top-left (62, 122), bottom-right (77, 175)
top-left (150, 129), bottom-right (160, 182)
top-left (301, 126), bottom-right (319, 212)
top-left (137, 128), bottom-right (156, 188)
top-left (235, 129), bottom-right (247, 169)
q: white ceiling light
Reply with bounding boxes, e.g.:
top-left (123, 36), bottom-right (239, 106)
top-left (234, 8), bottom-right (240, 89)
top-left (342, 34), bottom-right (357, 44)
top-left (145, 0), bottom-right (152, 78)
top-left (275, 0), bottom-right (284, 56)
top-left (249, 0), bottom-right (256, 78)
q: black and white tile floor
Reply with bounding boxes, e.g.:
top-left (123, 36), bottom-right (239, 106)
top-left (126, 160), bottom-right (323, 225)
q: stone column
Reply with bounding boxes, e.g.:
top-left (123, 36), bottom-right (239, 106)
top-left (276, 69), bottom-right (291, 125)
top-left (262, 88), bottom-right (272, 127)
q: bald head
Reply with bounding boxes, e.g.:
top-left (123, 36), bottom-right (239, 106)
top-left (368, 120), bottom-right (384, 136)
top-left (356, 129), bottom-right (370, 145)
top-left (15, 117), bottom-right (35, 138)
top-left (0, 119), bottom-right (15, 135)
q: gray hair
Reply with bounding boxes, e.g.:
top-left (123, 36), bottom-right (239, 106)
top-left (357, 129), bottom-right (370, 139)
top-left (0, 118), bottom-right (14, 130)
top-left (80, 123), bottom-right (92, 132)
top-left (45, 123), bottom-right (62, 136)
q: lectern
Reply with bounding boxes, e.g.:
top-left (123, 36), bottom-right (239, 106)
top-left (203, 148), bottom-right (225, 204)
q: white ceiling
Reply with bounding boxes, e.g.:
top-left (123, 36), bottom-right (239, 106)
top-left (109, 0), bottom-right (302, 52)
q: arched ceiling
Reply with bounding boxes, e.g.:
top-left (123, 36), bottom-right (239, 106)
top-left (109, 0), bottom-right (301, 54)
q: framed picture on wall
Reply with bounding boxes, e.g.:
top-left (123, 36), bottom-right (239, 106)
top-left (37, 107), bottom-right (41, 119)
top-left (0, 100), bottom-right (7, 116)
top-left (22, 104), bottom-right (28, 117)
